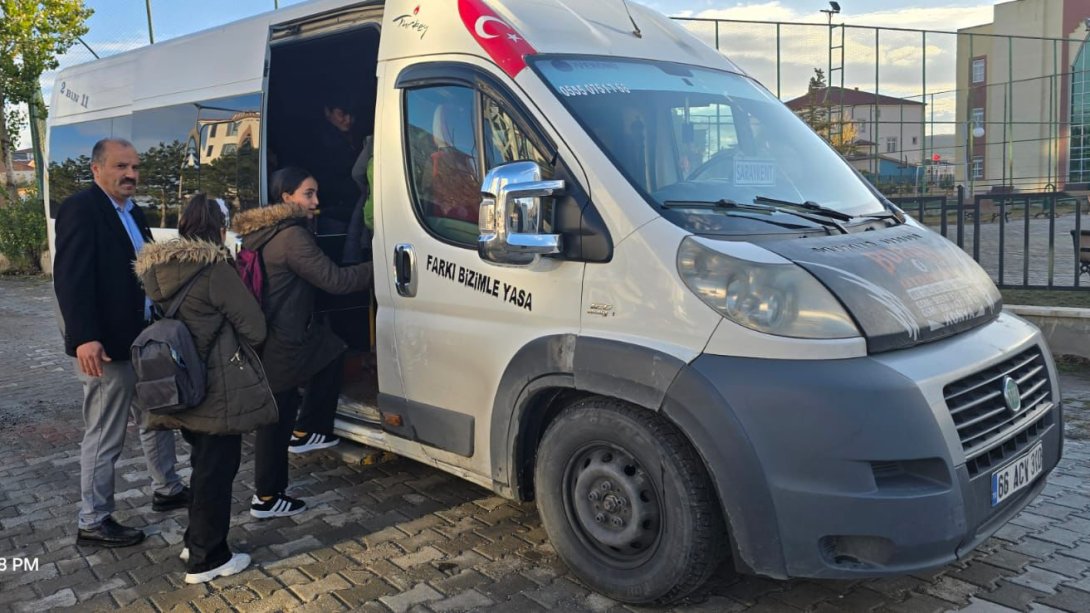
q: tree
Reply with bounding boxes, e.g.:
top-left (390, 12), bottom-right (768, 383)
top-left (138, 140), bottom-right (187, 228)
top-left (0, 0), bottom-right (93, 205)
top-left (798, 68), bottom-right (858, 157)
top-left (47, 153), bottom-right (91, 204)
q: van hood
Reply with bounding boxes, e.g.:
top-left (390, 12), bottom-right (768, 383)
top-left (760, 225), bottom-right (1002, 353)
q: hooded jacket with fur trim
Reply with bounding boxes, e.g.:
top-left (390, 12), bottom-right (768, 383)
top-left (134, 238), bottom-right (277, 434)
top-left (232, 204), bottom-right (371, 393)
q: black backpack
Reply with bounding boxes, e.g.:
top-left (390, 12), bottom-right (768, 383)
top-left (131, 267), bottom-right (210, 415)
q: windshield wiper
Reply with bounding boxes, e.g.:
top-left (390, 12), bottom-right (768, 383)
top-left (660, 199), bottom-right (836, 232)
top-left (752, 195), bottom-right (855, 222)
top-left (662, 198), bottom-right (769, 212)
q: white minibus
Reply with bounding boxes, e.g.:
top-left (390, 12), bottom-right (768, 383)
top-left (46, 0), bottom-right (1063, 603)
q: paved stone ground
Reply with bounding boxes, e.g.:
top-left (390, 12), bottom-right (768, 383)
top-left (3, 276), bottom-right (1090, 613)
top-left (929, 211), bottom-right (1089, 288)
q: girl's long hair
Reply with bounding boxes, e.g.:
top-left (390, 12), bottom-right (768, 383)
top-left (178, 193), bottom-right (227, 243)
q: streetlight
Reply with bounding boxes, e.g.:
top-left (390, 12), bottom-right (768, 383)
top-left (819, 5), bottom-right (841, 91)
top-left (820, 1), bottom-right (841, 23)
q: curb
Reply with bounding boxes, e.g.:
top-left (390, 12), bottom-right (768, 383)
top-left (327, 440), bottom-right (398, 467)
top-left (1006, 304), bottom-right (1090, 361)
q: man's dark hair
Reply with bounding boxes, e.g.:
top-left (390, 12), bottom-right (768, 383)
top-left (178, 193), bottom-right (226, 243)
top-left (91, 138), bottom-right (136, 165)
top-left (269, 166), bottom-right (314, 204)
top-left (323, 91), bottom-right (355, 114)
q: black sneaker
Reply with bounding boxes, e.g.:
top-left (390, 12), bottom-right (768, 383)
top-left (152, 485), bottom-right (191, 512)
top-left (250, 493), bottom-right (306, 519)
top-left (77, 516), bottom-right (145, 548)
top-left (288, 432), bottom-right (339, 454)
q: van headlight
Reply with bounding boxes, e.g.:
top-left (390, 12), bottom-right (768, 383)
top-left (677, 237), bottom-right (860, 339)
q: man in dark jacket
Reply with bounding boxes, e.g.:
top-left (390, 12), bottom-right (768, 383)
top-left (53, 138), bottom-right (186, 548)
top-left (310, 98), bottom-right (362, 235)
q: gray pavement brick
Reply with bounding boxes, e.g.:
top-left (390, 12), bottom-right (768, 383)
top-left (379, 582), bottom-right (445, 613)
top-left (980, 582), bottom-right (1050, 610)
top-left (1032, 554), bottom-right (1090, 578)
top-left (811, 588), bottom-right (895, 613)
top-left (959, 598), bottom-right (1021, 612)
top-left (430, 588), bottom-right (496, 612)
top-left (1010, 512), bottom-right (1059, 531)
top-left (766, 581), bottom-right (841, 609)
top-left (300, 593), bottom-right (350, 612)
top-left (1034, 527), bottom-right (1085, 548)
top-left (1060, 542), bottom-right (1090, 562)
top-left (1007, 566), bottom-right (1071, 594)
top-left (0, 586), bottom-right (37, 607)
top-left (291, 573), bottom-right (352, 602)
top-left (921, 575), bottom-right (980, 605)
top-left (14, 588), bottom-right (77, 613)
top-left (333, 577), bottom-right (399, 606)
top-left (523, 577), bottom-right (595, 609)
top-left (391, 545), bottom-right (445, 570)
top-left (985, 548), bottom-right (1043, 571)
top-left (269, 535), bottom-right (323, 559)
top-left (240, 588), bottom-right (304, 613)
top-left (887, 592), bottom-right (958, 613)
top-left (1063, 574), bottom-right (1090, 594)
top-left (1040, 587), bottom-right (1090, 612)
top-left (1027, 502), bottom-right (1076, 520)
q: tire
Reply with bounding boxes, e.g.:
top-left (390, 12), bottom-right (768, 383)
top-left (534, 397), bottom-right (726, 604)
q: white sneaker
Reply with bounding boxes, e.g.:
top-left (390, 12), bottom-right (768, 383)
top-left (184, 552), bottom-right (251, 584)
top-left (180, 547), bottom-right (189, 562)
top-left (288, 432), bottom-right (339, 454)
top-left (249, 493), bottom-right (306, 519)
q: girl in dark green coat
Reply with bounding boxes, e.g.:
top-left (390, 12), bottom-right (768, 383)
top-left (135, 194), bottom-right (276, 584)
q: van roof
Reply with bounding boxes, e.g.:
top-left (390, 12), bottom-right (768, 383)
top-left (50, 0), bottom-right (741, 125)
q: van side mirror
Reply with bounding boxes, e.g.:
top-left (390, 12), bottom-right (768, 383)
top-left (478, 161), bottom-right (564, 266)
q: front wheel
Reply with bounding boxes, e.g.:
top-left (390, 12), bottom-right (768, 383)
top-left (534, 398), bottom-right (726, 604)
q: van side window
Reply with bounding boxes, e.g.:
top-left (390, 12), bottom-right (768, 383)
top-left (483, 96), bottom-right (550, 175)
top-left (404, 85), bottom-right (481, 245)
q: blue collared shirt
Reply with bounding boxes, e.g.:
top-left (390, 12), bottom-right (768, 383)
top-left (109, 195), bottom-right (153, 321)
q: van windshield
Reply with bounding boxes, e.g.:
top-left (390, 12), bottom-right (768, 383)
top-left (531, 56), bottom-right (887, 231)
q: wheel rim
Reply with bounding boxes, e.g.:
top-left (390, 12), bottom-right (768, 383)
top-left (563, 443), bottom-right (663, 567)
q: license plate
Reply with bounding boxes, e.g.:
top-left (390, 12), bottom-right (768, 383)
top-left (991, 442), bottom-right (1044, 506)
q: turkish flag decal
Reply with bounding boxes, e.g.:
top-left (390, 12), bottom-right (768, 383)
top-left (458, 0), bottom-right (537, 77)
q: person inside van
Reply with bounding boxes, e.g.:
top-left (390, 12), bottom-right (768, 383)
top-left (231, 167), bottom-right (372, 519)
top-left (134, 193), bottom-right (277, 584)
top-left (424, 102), bottom-right (480, 225)
top-left (341, 133), bottom-right (374, 265)
top-left (310, 94), bottom-right (362, 236)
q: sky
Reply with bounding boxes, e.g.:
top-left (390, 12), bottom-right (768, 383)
top-left (20, 0), bottom-right (1009, 149)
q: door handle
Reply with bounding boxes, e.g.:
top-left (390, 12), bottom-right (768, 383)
top-left (393, 243), bottom-right (417, 297)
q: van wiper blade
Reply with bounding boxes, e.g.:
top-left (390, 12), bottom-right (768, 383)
top-left (660, 199), bottom-right (828, 231)
top-left (662, 198), bottom-right (772, 212)
top-left (753, 195), bottom-right (855, 222)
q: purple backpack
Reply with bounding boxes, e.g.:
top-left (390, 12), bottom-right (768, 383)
top-left (236, 247), bottom-right (265, 305)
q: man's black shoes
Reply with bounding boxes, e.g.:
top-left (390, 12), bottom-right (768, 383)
top-left (76, 516), bottom-right (145, 548)
top-left (152, 485), bottom-right (190, 512)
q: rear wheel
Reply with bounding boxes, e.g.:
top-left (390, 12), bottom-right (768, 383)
top-left (534, 397), bottom-right (725, 604)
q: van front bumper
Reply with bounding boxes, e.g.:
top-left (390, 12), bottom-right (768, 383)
top-left (661, 314), bottom-right (1063, 579)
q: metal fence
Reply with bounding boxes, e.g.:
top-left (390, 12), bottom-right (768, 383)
top-left (673, 16), bottom-right (1090, 289)
top-left (34, 7), bottom-right (1090, 289)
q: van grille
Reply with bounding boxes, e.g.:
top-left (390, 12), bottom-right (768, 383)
top-left (943, 347), bottom-right (1053, 476)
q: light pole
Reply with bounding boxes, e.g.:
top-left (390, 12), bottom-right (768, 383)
top-left (820, 2), bottom-right (841, 101)
top-left (145, 0), bottom-right (155, 44)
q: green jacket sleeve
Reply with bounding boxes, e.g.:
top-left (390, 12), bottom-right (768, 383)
top-left (363, 158), bottom-right (375, 231)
